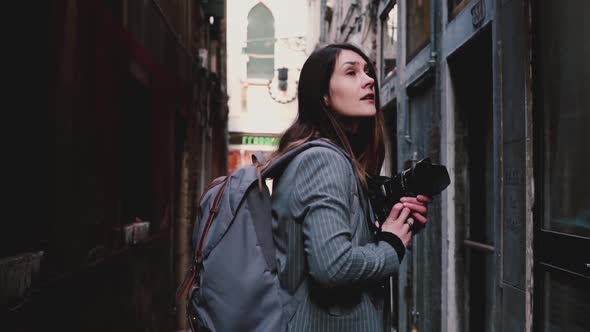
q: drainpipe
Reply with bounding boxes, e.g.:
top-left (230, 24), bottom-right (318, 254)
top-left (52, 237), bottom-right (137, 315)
top-left (174, 1), bottom-right (198, 329)
top-left (175, 144), bottom-right (191, 331)
top-left (429, 0), bottom-right (438, 68)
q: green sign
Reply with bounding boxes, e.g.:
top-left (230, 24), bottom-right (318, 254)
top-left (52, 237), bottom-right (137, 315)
top-left (241, 135), bottom-right (279, 146)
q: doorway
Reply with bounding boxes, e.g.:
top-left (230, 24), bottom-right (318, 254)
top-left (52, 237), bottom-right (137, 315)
top-left (448, 25), bottom-right (495, 332)
top-left (382, 101), bottom-right (398, 177)
top-left (404, 78), bottom-right (440, 332)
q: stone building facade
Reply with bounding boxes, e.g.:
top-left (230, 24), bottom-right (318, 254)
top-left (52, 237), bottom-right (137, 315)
top-left (322, 0), bottom-right (590, 331)
top-left (226, 0), bottom-right (320, 173)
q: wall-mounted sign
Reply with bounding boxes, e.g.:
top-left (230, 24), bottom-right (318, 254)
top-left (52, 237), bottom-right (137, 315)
top-left (471, 0), bottom-right (485, 28)
top-left (229, 133), bottom-right (280, 146)
top-left (242, 135), bottom-right (279, 146)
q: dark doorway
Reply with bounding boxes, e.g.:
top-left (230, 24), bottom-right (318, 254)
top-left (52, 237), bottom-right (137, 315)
top-left (382, 101), bottom-right (398, 177)
top-left (448, 24), bottom-right (495, 332)
top-left (381, 100), bottom-right (399, 330)
top-left (121, 77), bottom-right (153, 225)
top-left (404, 76), bottom-right (441, 332)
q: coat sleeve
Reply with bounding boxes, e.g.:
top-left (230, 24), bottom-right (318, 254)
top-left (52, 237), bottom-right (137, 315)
top-left (289, 148), bottom-right (401, 288)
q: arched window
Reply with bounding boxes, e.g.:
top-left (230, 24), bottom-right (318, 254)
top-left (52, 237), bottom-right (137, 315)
top-left (246, 3), bottom-right (275, 80)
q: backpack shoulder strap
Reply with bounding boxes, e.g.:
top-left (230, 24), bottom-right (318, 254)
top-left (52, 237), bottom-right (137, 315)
top-left (196, 178), bottom-right (230, 264)
top-left (251, 151), bottom-right (267, 165)
top-left (246, 182), bottom-right (276, 271)
top-left (261, 138), bottom-right (353, 178)
top-left (176, 177), bottom-right (229, 303)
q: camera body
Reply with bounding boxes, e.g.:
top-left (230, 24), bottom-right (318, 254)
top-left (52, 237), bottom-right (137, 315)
top-left (367, 158), bottom-right (451, 226)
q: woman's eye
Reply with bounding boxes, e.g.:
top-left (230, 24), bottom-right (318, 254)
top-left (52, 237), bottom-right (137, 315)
top-left (346, 71), bottom-right (356, 76)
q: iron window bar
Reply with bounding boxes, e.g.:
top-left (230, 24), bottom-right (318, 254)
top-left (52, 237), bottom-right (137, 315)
top-left (463, 239), bottom-right (495, 253)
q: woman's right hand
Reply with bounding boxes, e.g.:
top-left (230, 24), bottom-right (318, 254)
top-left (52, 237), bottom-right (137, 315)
top-left (381, 203), bottom-right (413, 248)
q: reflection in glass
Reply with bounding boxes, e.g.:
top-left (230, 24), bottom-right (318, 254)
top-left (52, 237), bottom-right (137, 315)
top-left (448, 0), bottom-right (472, 19)
top-left (542, 271), bottom-right (590, 332)
top-left (381, 5), bottom-right (397, 81)
top-left (538, 0), bottom-right (590, 237)
top-left (406, 0), bottom-right (430, 61)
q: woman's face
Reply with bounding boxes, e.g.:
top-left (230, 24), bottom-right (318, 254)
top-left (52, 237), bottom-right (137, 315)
top-left (325, 49), bottom-right (376, 118)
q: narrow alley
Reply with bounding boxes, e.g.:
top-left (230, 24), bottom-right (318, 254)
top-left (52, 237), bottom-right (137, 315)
top-left (2, 0), bottom-right (588, 331)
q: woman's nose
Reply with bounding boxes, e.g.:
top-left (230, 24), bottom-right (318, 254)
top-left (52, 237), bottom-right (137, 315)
top-left (363, 73), bottom-right (375, 88)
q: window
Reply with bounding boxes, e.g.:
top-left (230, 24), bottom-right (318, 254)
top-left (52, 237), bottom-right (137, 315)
top-left (536, 2), bottom-right (590, 238)
top-left (448, 0), bottom-right (472, 19)
top-left (381, 3), bottom-right (398, 81)
top-left (246, 4), bottom-right (275, 80)
top-left (533, 0), bottom-right (590, 330)
top-left (406, 0), bottom-right (430, 62)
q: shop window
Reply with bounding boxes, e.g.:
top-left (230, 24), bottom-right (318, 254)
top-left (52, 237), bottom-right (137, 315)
top-left (246, 4), bottom-right (275, 80)
top-left (406, 0), bottom-right (430, 62)
top-left (381, 3), bottom-right (398, 81)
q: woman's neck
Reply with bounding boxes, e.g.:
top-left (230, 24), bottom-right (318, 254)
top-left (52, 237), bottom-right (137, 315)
top-left (338, 117), bottom-right (359, 134)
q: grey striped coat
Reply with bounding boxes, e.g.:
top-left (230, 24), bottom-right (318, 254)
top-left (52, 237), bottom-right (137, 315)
top-left (271, 145), bottom-right (402, 332)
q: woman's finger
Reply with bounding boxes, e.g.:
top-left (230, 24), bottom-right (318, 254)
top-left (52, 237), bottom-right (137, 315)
top-left (387, 203), bottom-right (404, 221)
top-left (406, 218), bottom-right (415, 231)
top-left (402, 222), bottom-right (412, 234)
top-left (417, 195), bottom-right (433, 203)
top-left (402, 202), bottom-right (427, 214)
top-left (400, 197), bottom-right (425, 206)
top-left (396, 207), bottom-right (411, 224)
top-left (411, 212), bottom-right (427, 225)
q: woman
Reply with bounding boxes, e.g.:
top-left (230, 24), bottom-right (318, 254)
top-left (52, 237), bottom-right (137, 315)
top-left (267, 43), bottom-right (432, 331)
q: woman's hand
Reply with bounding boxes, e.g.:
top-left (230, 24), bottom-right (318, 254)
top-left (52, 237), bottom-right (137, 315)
top-left (399, 195), bottom-right (432, 233)
top-left (381, 203), bottom-right (413, 248)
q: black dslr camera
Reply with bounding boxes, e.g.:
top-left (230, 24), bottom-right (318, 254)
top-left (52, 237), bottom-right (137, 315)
top-left (367, 158), bottom-right (451, 226)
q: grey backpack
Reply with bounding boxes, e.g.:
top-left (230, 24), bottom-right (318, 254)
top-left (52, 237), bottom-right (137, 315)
top-left (177, 139), bottom-right (353, 332)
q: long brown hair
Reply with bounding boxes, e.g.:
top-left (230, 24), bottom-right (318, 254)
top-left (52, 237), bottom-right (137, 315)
top-left (263, 43), bottom-right (385, 189)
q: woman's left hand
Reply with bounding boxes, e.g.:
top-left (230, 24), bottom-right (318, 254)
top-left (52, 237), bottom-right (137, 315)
top-left (399, 195), bottom-right (433, 232)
